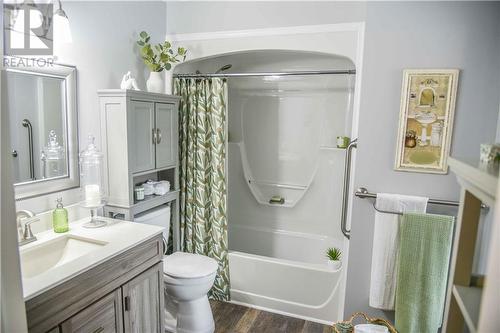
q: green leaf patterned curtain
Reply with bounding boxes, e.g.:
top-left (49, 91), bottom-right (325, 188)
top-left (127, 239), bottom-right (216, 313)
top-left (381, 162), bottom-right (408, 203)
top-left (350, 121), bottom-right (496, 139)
top-left (174, 78), bottom-right (230, 301)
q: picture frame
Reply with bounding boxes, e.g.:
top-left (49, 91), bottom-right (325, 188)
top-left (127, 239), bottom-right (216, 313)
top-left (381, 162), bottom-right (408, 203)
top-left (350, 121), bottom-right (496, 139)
top-left (394, 69), bottom-right (459, 174)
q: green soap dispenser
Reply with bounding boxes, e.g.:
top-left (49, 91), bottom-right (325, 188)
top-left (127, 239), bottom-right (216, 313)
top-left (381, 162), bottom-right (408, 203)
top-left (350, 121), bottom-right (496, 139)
top-left (53, 198), bottom-right (69, 233)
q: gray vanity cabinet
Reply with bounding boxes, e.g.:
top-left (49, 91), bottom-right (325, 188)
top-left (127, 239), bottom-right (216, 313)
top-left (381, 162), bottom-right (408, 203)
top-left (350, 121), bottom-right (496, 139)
top-left (122, 263), bottom-right (164, 333)
top-left (26, 234), bottom-right (164, 333)
top-left (60, 289), bottom-right (123, 333)
top-left (59, 264), bottom-right (163, 333)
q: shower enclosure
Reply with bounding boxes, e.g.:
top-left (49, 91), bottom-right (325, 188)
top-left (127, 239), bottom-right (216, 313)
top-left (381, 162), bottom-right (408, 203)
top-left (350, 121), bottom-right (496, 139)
top-left (175, 50), bottom-right (356, 323)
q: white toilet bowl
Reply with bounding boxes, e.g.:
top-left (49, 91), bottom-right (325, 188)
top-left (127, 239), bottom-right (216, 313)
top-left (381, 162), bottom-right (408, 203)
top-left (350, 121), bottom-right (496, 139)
top-left (163, 252), bottom-right (218, 333)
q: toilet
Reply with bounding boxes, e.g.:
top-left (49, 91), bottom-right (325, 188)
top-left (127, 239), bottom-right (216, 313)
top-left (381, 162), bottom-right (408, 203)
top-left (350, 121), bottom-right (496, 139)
top-left (133, 205), bottom-right (218, 333)
top-left (163, 252), bottom-right (218, 333)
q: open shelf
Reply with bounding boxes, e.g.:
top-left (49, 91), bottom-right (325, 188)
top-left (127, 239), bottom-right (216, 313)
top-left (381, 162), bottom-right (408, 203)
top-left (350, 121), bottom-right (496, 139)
top-left (132, 190), bottom-right (179, 216)
top-left (132, 165), bottom-right (177, 177)
top-left (452, 285), bottom-right (482, 333)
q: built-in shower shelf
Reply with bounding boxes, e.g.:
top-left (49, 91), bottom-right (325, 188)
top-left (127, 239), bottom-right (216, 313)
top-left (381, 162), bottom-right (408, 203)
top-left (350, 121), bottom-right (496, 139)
top-left (319, 146), bottom-right (348, 151)
top-left (248, 179), bottom-right (307, 190)
top-left (246, 179), bottom-right (308, 208)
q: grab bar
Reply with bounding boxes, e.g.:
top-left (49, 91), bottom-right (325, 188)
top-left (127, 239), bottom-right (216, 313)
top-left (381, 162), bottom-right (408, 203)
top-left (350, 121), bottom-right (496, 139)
top-left (22, 119), bottom-right (35, 180)
top-left (340, 138), bottom-right (357, 239)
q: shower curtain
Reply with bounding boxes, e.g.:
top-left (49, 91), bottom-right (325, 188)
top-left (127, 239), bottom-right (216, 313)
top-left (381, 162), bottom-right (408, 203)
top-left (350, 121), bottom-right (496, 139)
top-left (174, 78), bottom-right (230, 301)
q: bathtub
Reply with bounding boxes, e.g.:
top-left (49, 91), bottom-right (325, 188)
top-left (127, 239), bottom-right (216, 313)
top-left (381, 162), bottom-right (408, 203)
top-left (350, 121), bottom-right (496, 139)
top-left (228, 224), bottom-right (345, 324)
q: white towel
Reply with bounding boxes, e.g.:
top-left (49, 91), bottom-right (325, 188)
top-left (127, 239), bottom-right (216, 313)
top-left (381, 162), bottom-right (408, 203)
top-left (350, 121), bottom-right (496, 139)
top-left (369, 193), bottom-right (428, 310)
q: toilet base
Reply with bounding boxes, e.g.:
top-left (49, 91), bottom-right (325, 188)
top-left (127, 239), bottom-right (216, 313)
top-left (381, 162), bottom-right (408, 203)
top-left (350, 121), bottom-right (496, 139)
top-left (165, 293), bottom-right (215, 333)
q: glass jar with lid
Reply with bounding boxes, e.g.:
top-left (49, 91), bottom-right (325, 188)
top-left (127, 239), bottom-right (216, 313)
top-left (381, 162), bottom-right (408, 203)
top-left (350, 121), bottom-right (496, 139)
top-left (40, 130), bottom-right (66, 179)
top-left (79, 134), bottom-right (108, 228)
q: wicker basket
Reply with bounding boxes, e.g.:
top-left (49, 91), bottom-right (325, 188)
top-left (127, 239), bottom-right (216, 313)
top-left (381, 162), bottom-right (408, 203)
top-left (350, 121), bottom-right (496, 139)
top-left (333, 312), bottom-right (398, 333)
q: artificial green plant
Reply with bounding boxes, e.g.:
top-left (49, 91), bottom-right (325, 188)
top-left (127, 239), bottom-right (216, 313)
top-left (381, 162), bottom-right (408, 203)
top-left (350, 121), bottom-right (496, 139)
top-left (326, 247), bottom-right (342, 261)
top-left (137, 31), bottom-right (187, 72)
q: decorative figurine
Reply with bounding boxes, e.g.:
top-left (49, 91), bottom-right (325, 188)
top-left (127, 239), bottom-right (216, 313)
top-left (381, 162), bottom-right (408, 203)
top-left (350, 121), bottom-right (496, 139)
top-left (120, 71), bottom-right (140, 90)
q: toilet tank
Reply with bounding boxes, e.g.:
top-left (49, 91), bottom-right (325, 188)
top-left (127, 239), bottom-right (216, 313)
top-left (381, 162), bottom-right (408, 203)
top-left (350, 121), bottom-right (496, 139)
top-left (134, 205), bottom-right (171, 254)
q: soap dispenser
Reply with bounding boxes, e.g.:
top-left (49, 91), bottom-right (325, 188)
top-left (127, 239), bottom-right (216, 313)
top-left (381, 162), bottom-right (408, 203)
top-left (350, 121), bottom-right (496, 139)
top-left (53, 198), bottom-right (69, 233)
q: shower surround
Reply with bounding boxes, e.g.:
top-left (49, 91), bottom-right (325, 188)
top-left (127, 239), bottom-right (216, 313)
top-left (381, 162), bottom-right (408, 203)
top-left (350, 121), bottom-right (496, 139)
top-left (175, 50), bottom-right (357, 324)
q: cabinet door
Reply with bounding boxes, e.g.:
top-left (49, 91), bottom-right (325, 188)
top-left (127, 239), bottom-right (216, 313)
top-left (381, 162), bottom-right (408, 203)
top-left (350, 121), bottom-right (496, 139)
top-left (60, 289), bottom-right (123, 333)
top-left (155, 103), bottom-right (178, 169)
top-left (130, 101), bottom-right (155, 173)
top-left (122, 263), bottom-right (164, 333)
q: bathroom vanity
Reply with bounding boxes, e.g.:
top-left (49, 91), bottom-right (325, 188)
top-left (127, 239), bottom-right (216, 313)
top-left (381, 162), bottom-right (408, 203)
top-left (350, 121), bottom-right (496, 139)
top-left (21, 218), bottom-right (164, 333)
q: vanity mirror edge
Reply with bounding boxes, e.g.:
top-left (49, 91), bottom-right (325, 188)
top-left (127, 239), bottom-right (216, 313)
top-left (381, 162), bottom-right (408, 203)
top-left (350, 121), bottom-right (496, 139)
top-left (3, 57), bottom-right (79, 200)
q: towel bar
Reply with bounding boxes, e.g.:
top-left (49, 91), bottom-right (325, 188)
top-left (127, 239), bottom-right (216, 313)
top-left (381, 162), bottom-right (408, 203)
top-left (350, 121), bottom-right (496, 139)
top-left (355, 187), bottom-right (488, 215)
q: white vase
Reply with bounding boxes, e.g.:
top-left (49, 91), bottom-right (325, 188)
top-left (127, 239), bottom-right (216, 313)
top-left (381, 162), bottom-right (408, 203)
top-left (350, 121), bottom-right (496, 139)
top-left (146, 71), bottom-right (164, 93)
top-left (327, 260), bottom-right (342, 270)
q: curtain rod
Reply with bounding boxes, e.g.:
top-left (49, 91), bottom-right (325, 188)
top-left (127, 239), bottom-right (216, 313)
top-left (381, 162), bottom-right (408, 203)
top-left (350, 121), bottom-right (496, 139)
top-left (173, 69), bottom-right (356, 78)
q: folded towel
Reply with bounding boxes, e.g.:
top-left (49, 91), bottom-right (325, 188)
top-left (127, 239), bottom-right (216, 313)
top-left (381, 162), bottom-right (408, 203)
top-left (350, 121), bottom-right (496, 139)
top-left (395, 213), bottom-right (454, 333)
top-left (369, 193), bottom-right (428, 310)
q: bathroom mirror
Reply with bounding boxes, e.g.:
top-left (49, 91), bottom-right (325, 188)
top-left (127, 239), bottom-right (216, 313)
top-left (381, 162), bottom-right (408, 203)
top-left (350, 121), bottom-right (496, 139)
top-left (3, 58), bottom-right (79, 199)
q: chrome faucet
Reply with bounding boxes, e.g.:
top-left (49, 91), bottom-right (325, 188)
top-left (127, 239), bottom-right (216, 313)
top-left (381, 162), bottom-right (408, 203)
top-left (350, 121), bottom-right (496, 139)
top-left (16, 210), bottom-right (39, 246)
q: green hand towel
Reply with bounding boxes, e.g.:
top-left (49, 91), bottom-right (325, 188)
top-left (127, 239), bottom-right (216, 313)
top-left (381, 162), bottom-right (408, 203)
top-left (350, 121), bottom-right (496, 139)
top-left (395, 213), bottom-right (454, 333)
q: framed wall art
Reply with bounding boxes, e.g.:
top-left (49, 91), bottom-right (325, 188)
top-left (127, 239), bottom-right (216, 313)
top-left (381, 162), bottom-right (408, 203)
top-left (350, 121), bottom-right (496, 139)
top-left (394, 69), bottom-right (459, 174)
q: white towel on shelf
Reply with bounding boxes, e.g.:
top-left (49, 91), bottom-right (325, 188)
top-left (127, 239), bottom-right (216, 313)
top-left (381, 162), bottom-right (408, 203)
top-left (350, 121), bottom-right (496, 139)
top-left (369, 193), bottom-right (428, 310)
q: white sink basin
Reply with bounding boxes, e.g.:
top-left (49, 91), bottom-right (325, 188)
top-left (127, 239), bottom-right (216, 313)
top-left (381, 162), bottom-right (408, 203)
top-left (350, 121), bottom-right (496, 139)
top-left (20, 235), bottom-right (107, 279)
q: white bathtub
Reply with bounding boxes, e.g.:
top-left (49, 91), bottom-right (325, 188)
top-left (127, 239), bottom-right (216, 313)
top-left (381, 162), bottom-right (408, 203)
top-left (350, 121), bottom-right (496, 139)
top-left (228, 224), bottom-right (345, 324)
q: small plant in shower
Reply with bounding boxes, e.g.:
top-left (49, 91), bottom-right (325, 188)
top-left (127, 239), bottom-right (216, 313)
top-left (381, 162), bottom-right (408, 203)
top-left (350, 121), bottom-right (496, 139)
top-left (136, 31), bottom-right (187, 93)
top-left (326, 247), bottom-right (342, 270)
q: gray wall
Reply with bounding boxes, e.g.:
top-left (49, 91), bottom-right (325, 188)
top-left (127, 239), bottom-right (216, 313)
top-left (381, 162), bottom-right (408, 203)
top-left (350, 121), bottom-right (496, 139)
top-left (348, 1), bottom-right (500, 319)
top-left (166, 1), bottom-right (500, 320)
top-left (166, 1), bottom-right (366, 33)
top-left (16, 1), bottom-right (167, 215)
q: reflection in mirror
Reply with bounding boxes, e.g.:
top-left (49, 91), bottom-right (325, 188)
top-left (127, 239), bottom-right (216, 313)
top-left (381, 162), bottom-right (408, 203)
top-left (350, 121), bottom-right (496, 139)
top-left (7, 71), bottom-right (67, 183)
top-left (3, 59), bottom-right (79, 200)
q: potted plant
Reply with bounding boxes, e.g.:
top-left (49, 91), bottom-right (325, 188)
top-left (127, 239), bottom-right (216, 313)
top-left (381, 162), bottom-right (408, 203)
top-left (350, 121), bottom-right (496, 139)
top-left (326, 247), bottom-right (342, 270)
top-left (137, 31), bottom-right (187, 93)
top-left (405, 130), bottom-right (418, 148)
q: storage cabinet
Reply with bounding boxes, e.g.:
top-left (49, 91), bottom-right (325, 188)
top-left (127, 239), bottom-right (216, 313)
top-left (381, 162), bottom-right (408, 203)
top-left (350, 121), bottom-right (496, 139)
top-left (122, 263), bottom-right (164, 333)
top-left (59, 265), bottom-right (164, 333)
top-left (155, 103), bottom-right (177, 169)
top-left (129, 101), bottom-right (155, 174)
top-left (61, 290), bottom-right (123, 333)
top-left (442, 158), bottom-right (498, 333)
top-left (128, 101), bottom-right (178, 173)
top-left (99, 90), bottom-right (181, 250)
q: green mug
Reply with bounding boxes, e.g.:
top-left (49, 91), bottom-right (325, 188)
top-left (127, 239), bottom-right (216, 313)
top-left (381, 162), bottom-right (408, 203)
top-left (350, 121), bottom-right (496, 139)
top-left (336, 136), bottom-right (350, 148)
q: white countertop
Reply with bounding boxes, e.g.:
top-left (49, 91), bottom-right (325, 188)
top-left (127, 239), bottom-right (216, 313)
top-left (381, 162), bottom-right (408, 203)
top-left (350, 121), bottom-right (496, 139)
top-left (21, 217), bottom-right (164, 301)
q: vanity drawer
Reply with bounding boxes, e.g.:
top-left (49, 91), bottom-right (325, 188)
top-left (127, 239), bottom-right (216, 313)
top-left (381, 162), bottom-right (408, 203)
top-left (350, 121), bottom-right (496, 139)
top-left (60, 289), bottom-right (123, 333)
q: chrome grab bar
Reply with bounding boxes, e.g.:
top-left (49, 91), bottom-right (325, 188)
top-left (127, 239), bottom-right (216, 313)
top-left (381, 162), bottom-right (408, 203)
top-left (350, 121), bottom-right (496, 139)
top-left (340, 138), bottom-right (357, 239)
top-left (22, 119), bottom-right (35, 180)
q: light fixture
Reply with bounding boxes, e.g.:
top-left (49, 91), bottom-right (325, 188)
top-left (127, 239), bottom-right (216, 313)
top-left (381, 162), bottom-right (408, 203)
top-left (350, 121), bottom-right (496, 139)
top-left (54, 0), bottom-right (72, 43)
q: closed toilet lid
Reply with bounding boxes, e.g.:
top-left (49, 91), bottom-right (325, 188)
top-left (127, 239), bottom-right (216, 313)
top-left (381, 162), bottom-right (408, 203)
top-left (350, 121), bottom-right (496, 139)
top-left (164, 252), bottom-right (218, 279)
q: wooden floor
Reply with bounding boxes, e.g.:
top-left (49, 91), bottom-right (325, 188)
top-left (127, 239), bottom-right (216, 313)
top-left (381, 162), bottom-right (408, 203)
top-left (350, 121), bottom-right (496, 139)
top-left (210, 300), bottom-right (334, 333)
